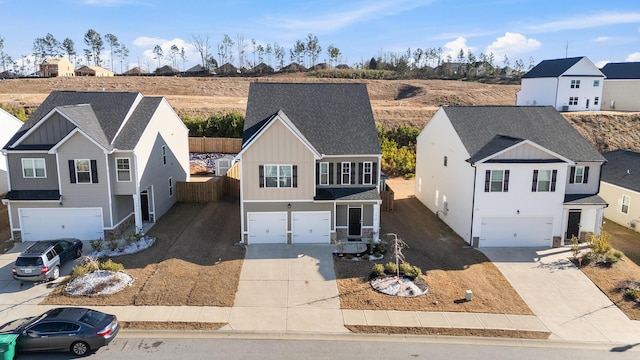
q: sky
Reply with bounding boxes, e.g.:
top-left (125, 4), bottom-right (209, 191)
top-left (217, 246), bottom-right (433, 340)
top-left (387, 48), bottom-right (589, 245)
top-left (0, 0), bottom-right (639, 73)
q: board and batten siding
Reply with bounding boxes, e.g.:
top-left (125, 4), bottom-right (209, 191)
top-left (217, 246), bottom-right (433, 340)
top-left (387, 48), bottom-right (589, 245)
top-left (492, 143), bottom-right (557, 161)
top-left (564, 162), bottom-right (602, 195)
top-left (18, 113), bottom-right (75, 145)
top-left (56, 132), bottom-right (111, 227)
top-left (242, 120), bottom-right (315, 201)
top-left (7, 153), bottom-right (59, 191)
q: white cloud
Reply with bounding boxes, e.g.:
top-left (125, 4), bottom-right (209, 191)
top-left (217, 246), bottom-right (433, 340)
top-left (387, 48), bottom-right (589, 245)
top-left (443, 37), bottom-right (474, 61)
top-left (595, 60), bottom-right (610, 68)
top-left (626, 52), bottom-right (640, 62)
top-left (528, 12), bottom-right (640, 33)
top-left (594, 36), bottom-right (610, 42)
top-left (131, 37), bottom-right (199, 71)
top-left (132, 36), bottom-right (167, 48)
top-left (485, 32), bottom-right (541, 60)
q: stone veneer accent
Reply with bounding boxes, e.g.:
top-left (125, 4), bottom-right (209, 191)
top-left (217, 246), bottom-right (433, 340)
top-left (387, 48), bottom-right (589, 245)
top-left (103, 214), bottom-right (135, 241)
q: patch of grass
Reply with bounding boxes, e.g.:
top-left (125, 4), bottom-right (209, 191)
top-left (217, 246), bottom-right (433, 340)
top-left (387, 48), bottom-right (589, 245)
top-left (346, 325), bottom-right (550, 339)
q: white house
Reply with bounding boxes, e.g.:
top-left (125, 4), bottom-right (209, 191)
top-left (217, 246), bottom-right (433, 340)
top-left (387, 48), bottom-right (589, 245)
top-left (415, 106), bottom-right (607, 248)
top-left (600, 150), bottom-right (640, 232)
top-left (0, 107), bottom-right (23, 194)
top-left (516, 57), bottom-right (605, 112)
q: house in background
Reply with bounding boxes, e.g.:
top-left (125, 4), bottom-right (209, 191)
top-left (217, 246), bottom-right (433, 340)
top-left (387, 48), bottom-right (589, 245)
top-left (2, 91), bottom-right (189, 241)
top-left (0, 107), bottom-right (23, 195)
top-left (238, 82), bottom-right (382, 244)
top-left (600, 150), bottom-right (640, 232)
top-left (75, 65), bottom-right (115, 77)
top-left (600, 62), bottom-right (640, 111)
top-left (40, 57), bottom-right (75, 77)
top-left (516, 57), bottom-right (604, 111)
top-left (415, 106), bottom-right (607, 248)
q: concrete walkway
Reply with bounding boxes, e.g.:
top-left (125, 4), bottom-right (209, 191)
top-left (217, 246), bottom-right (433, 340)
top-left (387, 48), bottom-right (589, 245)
top-left (482, 246), bottom-right (640, 343)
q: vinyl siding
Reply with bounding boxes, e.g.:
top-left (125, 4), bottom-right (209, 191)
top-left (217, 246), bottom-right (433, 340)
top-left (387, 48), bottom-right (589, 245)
top-left (601, 80), bottom-right (640, 111)
top-left (7, 153), bottom-right (59, 191)
top-left (600, 182), bottom-right (640, 233)
top-left (109, 153), bottom-right (136, 195)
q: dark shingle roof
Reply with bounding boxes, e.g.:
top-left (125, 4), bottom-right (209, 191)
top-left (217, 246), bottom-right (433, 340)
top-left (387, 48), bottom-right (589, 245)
top-left (4, 91), bottom-right (160, 151)
top-left (601, 150), bottom-right (640, 192)
top-left (314, 187), bottom-right (380, 201)
top-left (4, 190), bottom-right (60, 200)
top-left (243, 83), bottom-right (380, 155)
top-left (522, 57), bottom-right (585, 78)
top-left (442, 106), bottom-right (605, 163)
top-left (564, 194), bottom-right (608, 205)
top-left (600, 62), bottom-right (640, 79)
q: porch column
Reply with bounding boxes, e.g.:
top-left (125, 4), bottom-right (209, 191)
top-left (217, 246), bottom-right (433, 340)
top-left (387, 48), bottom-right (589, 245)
top-left (373, 203), bottom-right (380, 242)
top-left (133, 194), bottom-right (142, 233)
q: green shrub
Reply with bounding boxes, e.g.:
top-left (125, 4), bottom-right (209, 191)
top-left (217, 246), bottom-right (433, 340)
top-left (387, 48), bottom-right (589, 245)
top-left (604, 249), bottom-right (623, 265)
top-left (362, 254), bottom-right (370, 261)
top-left (0, 103), bottom-right (27, 121)
top-left (100, 259), bottom-right (124, 272)
top-left (408, 265), bottom-right (423, 278)
top-left (181, 111), bottom-right (244, 138)
top-left (399, 262), bottom-right (413, 275)
top-left (372, 263), bottom-right (385, 276)
top-left (345, 253), bottom-right (354, 260)
top-left (376, 244), bottom-right (386, 254)
top-left (625, 289), bottom-right (640, 301)
top-left (587, 231), bottom-right (611, 261)
top-left (71, 263), bottom-right (94, 278)
top-left (373, 251), bottom-right (382, 258)
top-left (384, 262), bottom-right (398, 274)
top-left (570, 235), bottom-right (580, 259)
top-left (107, 238), bottom-right (119, 252)
top-left (90, 238), bottom-right (104, 252)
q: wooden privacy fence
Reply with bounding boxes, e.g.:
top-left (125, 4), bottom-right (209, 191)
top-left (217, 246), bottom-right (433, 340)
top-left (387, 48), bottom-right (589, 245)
top-left (177, 163), bottom-right (240, 202)
top-left (189, 137), bottom-right (242, 153)
top-left (380, 187), bottom-right (395, 212)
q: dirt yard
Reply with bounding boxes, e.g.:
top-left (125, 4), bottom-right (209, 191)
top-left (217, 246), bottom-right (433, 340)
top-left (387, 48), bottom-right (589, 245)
top-left (43, 198), bottom-right (244, 307)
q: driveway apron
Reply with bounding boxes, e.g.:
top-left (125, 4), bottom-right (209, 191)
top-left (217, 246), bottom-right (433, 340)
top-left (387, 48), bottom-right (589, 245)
top-left (227, 244), bottom-right (348, 333)
top-left (482, 247), bottom-right (640, 343)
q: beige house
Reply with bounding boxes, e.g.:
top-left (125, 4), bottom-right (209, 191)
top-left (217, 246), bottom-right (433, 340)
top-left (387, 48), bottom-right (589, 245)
top-left (600, 150), bottom-right (640, 232)
top-left (40, 57), bottom-right (75, 77)
top-left (75, 65), bottom-right (115, 77)
top-left (600, 62), bottom-right (640, 111)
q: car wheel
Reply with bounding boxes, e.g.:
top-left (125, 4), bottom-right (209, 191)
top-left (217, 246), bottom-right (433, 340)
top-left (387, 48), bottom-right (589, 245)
top-left (75, 247), bottom-right (83, 259)
top-left (50, 266), bottom-right (60, 280)
top-left (71, 341), bottom-right (90, 356)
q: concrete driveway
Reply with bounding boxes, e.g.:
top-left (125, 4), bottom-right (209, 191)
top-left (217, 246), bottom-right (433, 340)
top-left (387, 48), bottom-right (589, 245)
top-left (482, 246), bottom-right (640, 343)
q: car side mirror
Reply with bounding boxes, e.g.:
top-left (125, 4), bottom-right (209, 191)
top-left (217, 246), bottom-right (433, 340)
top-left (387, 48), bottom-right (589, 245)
top-left (25, 330), bottom-right (38, 337)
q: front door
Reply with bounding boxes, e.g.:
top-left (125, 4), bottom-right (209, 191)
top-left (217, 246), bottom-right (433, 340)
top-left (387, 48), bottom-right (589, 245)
top-left (585, 98), bottom-right (590, 109)
top-left (140, 190), bottom-right (150, 222)
top-left (566, 210), bottom-right (581, 242)
top-left (348, 207), bottom-right (362, 239)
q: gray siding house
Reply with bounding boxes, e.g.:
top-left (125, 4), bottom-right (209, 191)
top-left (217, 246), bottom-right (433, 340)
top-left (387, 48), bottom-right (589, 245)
top-left (2, 91), bottom-right (190, 241)
top-left (238, 83), bottom-right (382, 244)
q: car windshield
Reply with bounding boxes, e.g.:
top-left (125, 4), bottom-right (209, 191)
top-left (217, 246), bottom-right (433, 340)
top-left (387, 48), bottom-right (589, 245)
top-left (15, 257), bottom-right (42, 266)
top-left (0, 317), bottom-right (33, 333)
top-left (79, 310), bottom-right (107, 326)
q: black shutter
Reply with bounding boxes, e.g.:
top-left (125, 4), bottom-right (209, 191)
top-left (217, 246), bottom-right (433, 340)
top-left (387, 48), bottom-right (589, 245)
top-left (372, 162), bottom-right (378, 184)
top-left (329, 163), bottom-right (334, 184)
top-left (583, 166), bottom-right (589, 183)
top-left (351, 162), bottom-right (356, 184)
top-left (551, 170), bottom-right (557, 192)
top-left (68, 160), bottom-right (76, 183)
top-left (569, 166), bottom-right (575, 184)
top-left (292, 165), bottom-right (298, 187)
top-left (90, 160), bottom-right (98, 183)
top-left (316, 163), bottom-right (320, 184)
top-left (532, 170), bottom-right (538, 192)
top-left (503, 170), bottom-right (510, 192)
top-left (484, 170), bottom-right (490, 192)
top-left (259, 165), bottom-right (264, 188)
top-left (358, 163), bottom-right (363, 184)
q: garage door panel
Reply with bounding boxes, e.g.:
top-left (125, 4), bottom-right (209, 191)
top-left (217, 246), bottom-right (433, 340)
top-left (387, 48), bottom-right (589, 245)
top-left (292, 211), bottom-right (331, 244)
top-left (480, 217), bottom-right (552, 247)
top-left (20, 208), bottom-right (104, 241)
top-left (247, 212), bottom-right (287, 244)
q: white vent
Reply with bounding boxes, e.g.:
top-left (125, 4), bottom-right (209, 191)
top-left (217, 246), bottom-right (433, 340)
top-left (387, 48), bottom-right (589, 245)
top-left (443, 201), bottom-right (449, 215)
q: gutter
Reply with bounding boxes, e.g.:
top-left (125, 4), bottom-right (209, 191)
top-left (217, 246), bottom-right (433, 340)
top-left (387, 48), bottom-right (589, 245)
top-left (469, 164), bottom-right (477, 247)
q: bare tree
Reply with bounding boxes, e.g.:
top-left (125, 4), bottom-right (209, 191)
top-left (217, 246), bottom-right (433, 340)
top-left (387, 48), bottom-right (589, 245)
top-left (153, 45), bottom-right (163, 68)
top-left (169, 44), bottom-right (179, 69)
top-left (273, 42), bottom-right (284, 70)
top-left (180, 46), bottom-right (187, 71)
top-left (192, 34), bottom-right (211, 70)
top-left (305, 33), bottom-right (321, 66)
top-left (117, 44), bottom-right (129, 73)
top-left (236, 34), bottom-right (246, 69)
top-left (104, 34), bottom-right (119, 71)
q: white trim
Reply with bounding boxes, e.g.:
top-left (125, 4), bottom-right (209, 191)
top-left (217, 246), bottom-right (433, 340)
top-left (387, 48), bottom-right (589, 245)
top-left (115, 157), bottom-right (132, 182)
top-left (323, 154), bottom-right (381, 158)
top-left (319, 162), bottom-right (329, 185)
top-left (74, 159), bottom-right (93, 184)
top-left (341, 162), bottom-right (351, 185)
top-left (621, 194), bottom-right (631, 214)
top-left (105, 152), bottom-right (114, 228)
top-left (21, 158), bottom-right (47, 178)
top-left (263, 164), bottom-right (293, 188)
top-left (104, 211), bottom-right (135, 230)
top-left (363, 161), bottom-right (373, 185)
top-left (474, 139), bottom-right (575, 165)
top-left (168, 176), bottom-right (173, 197)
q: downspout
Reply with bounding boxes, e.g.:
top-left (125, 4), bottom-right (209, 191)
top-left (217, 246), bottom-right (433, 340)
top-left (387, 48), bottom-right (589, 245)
top-left (469, 164), bottom-right (477, 247)
top-left (554, 77), bottom-right (560, 110)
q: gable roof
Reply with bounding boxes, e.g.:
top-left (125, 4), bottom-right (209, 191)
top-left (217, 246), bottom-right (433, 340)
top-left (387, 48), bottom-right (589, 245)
top-left (522, 57), bottom-right (585, 78)
top-left (243, 82), bottom-right (380, 156)
top-left (600, 62), bottom-right (640, 80)
top-left (601, 150), bottom-right (640, 192)
top-left (441, 106), bottom-right (605, 163)
top-left (4, 91), bottom-right (162, 151)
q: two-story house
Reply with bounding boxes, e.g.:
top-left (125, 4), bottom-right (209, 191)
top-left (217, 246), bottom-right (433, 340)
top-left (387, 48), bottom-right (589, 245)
top-left (516, 56), bottom-right (605, 111)
top-left (2, 91), bottom-right (189, 241)
top-left (600, 150), bottom-right (640, 232)
top-left (238, 83), bottom-right (382, 244)
top-left (600, 62), bottom-right (640, 111)
top-left (415, 106), bottom-right (607, 248)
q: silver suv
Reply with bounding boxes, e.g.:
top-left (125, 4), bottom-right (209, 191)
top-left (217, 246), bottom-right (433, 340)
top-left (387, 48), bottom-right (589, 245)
top-left (12, 239), bottom-right (83, 282)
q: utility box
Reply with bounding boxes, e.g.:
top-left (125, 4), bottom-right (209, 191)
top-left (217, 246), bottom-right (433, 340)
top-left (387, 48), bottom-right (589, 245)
top-left (465, 290), bottom-right (473, 301)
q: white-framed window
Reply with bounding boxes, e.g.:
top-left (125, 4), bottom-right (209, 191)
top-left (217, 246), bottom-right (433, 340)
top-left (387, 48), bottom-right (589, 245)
top-left (532, 169), bottom-right (557, 192)
top-left (116, 158), bottom-right (131, 182)
top-left (341, 162), bottom-right (351, 185)
top-left (319, 162), bottom-right (329, 185)
top-left (21, 158), bottom-right (46, 178)
top-left (569, 97), bottom-right (578, 106)
top-left (485, 169), bottom-right (509, 192)
top-left (75, 159), bottom-right (92, 184)
top-left (574, 166), bottom-right (585, 184)
top-left (621, 195), bottom-right (630, 214)
top-left (264, 164), bottom-right (292, 188)
top-left (593, 80), bottom-right (600, 87)
top-left (168, 177), bottom-right (173, 197)
top-left (363, 161), bottom-right (373, 185)
top-left (594, 97), bottom-right (599, 106)
top-left (571, 80), bottom-right (580, 88)
top-left (162, 145), bottom-right (167, 166)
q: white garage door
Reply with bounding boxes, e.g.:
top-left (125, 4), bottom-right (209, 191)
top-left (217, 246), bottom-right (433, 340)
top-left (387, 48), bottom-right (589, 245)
top-left (247, 212), bottom-right (287, 244)
top-left (19, 208), bottom-right (104, 241)
top-left (292, 211), bottom-right (331, 244)
top-left (480, 217), bottom-right (552, 247)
